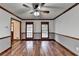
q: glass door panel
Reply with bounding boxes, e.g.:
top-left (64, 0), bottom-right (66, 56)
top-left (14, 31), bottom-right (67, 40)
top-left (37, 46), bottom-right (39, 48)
top-left (26, 23), bottom-right (33, 39)
top-left (41, 22), bottom-right (49, 38)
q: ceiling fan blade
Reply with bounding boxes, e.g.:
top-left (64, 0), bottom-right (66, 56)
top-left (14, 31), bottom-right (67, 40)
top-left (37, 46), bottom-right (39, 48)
top-left (42, 11), bottom-right (49, 13)
top-left (41, 3), bottom-right (45, 6)
top-left (39, 10), bottom-right (49, 13)
top-left (27, 9), bottom-right (35, 14)
top-left (43, 6), bottom-right (64, 9)
top-left (23, 4), bottom-right (30, 8)
top-left (30, 11), bottom-right (34, 14)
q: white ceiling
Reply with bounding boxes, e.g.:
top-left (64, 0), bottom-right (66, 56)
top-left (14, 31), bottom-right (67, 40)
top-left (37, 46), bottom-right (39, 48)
top-left (0, 3), bottom-right (74, 19)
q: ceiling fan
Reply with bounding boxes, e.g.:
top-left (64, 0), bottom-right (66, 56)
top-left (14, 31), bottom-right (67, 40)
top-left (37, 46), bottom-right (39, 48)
top-left (23, 3), bottom-right (49, 16)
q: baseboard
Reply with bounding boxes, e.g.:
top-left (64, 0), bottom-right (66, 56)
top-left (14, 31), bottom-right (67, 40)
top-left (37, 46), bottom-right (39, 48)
top-left (13, 39), bottom-right (21, 41)
top-left (21, 39), bottom-right (55, 41)
top-left (55, 41), bottom-right (77, 56)
top-left (0, 47), bottom-right (11, 55)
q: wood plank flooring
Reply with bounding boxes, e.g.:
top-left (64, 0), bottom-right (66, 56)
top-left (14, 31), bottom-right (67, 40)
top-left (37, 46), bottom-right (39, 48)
top-left (0, 41), bottom-right (75, 56)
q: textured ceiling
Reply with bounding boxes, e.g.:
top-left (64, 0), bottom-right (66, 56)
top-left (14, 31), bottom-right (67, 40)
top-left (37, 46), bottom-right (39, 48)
top-left (0, 3), bottom-right (75, 19)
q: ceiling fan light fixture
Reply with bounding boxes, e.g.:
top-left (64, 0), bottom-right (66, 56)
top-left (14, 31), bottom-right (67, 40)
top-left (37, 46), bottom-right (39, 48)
top-left (38, 6), bottom-right (41, 9)
top-left (34, 11), bottom-right (40, 16)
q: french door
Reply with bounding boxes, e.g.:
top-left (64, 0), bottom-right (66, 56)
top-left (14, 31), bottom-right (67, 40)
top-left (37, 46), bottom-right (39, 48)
top-left (26, 22), bottom-right (34, 39)
top-left (41, 22), bottom-right (49, 39)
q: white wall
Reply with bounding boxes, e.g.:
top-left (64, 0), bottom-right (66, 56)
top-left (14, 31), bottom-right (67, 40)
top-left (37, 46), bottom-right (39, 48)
top-left (55, 4), bottom-right (79, 55)
top-left (0, 37), bottom-right (11, 53)
top-left (55, 5), bottom-right (79, 38)
top-left (0, 8), bottom-right (21, 53)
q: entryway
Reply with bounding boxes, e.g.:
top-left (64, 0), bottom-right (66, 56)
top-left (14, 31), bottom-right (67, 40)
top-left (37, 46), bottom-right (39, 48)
top-left (11, 18), bottom-right (21, 44)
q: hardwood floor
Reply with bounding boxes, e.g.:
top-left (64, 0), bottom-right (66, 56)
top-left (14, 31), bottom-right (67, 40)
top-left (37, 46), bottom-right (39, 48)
top-left (0, 41), bottom-right (75, 56)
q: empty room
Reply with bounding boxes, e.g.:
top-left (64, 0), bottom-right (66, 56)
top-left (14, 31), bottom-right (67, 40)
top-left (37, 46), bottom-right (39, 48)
top-left (0, 3), bottom-right (79, 56)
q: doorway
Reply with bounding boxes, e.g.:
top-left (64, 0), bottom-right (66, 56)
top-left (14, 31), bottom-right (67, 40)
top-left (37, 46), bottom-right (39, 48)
top-left (11, 18), bottom-right (21, 43)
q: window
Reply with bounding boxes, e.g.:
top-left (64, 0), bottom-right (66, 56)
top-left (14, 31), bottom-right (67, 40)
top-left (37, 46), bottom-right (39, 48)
top-left (41, 22), bottom-right (49, 39)
top-left (26, 22), bottom-right (33, 39)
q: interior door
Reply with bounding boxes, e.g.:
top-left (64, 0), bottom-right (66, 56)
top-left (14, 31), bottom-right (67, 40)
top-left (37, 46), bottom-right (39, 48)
top-left (11, 18), bottom-right (21, 40)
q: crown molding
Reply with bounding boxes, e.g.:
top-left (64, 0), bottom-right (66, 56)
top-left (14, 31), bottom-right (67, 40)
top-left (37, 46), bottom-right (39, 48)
top-left (0, 3), bottom-right (79, 20)
top-left (52, 3), bottom-right (79, 20)
top-left (0, 5), bottom-right (23, 20)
